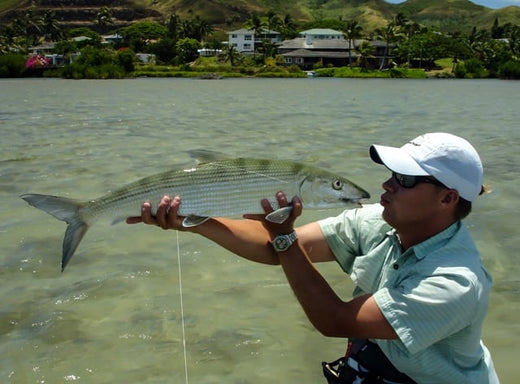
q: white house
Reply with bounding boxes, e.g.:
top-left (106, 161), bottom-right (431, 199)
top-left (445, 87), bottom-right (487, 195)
top-left (227, 28), bottom-right (282, 53)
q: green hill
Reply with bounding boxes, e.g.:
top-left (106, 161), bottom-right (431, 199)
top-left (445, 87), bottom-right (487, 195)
top-left (1, 0), bottom-right (519, 34)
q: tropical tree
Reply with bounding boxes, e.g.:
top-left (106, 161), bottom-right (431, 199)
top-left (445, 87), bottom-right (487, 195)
top-left (41, 10), bottom-right (63, 41)
top-left (119, 22), bottom-right (167, 42)
top-left (95, 7), bottom-right (113, 34)
top-left (244, 13), bottom-right (266, 56)
top-left (165, 13), bottom-right (181, 41)
top-left (192, 16), bottom-right (213, 42)
top-left (176, 38), bottom-right (200, 64)
top-left (245, 12), bottom-right (266, 36)
top-left (258, 39), bottom-right (278, 61)
top-left (148, 38), bottom-right (177, 64)
top-left (0, 25), bottom-right (18, 53)
top-left (12, 9), bottom-right (42, 48)
top-left (343, 20), bottom-right (363, 67)
top-left (278, 14), bottom-right (298, 39)
top-left (375, 22), bottom-right (401, 69)
top-left (356, 41), bottom-right (375, 71)
top-left (222, 44), bottom-right (241, 66)
top-left (266, 10), bottom-right (281, 34)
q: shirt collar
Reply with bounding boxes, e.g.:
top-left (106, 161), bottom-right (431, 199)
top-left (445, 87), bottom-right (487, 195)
top-left (408, 221), bottom-right (461, 260)
top-left (386, 222), bottom-right (461, 260)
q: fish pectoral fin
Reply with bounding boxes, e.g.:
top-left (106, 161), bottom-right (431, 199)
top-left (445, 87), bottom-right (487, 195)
top-left (182, 215), bottom-right (210, 228)
top-left (111, 216), bottom-right (127, 225)
top-left (265, 206), bottom-right (293, 224)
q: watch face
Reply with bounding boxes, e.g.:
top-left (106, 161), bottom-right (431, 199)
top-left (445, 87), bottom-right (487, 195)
top-left (273, 232), bottom-right (297, 252)
top-left (275, 236), bottom-right (289, 250)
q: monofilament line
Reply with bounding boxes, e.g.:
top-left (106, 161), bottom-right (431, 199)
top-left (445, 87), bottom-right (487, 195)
top-left (176, 231), bottom-right (189, 384)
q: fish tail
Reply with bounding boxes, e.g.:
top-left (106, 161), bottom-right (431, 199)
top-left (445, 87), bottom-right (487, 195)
top-left (20, 193), bottom-right (89, 271)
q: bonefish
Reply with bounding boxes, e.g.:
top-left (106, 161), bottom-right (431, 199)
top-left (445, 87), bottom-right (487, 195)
top-left (21, 157), bottom-right (370, 271)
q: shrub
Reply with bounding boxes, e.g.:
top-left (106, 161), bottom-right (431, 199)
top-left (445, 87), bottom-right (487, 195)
top-left (0, 53), bottom-right (26, 77)
top-left (454, 59), bottom-right (487, 78)
top-left (117, 48), bottom-right (136, 73)
top-left (499, 59), bottom-right (520, 79)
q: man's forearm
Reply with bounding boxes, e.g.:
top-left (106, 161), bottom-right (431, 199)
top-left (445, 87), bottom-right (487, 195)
top-left (189, 217), bottom-right (281, 265)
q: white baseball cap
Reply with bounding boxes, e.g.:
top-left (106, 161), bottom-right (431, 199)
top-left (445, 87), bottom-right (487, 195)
top-left (370, 132), bottom-right (483, 202)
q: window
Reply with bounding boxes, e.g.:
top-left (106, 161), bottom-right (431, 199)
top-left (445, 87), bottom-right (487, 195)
top-left (285, 57), bottom-right (293, 64)
top-left (231, 34), bottom-right (237, 38)
top-left (244, 35), bottom-right (252, 41)
top-left (244, 44), bottom-right (251, 50)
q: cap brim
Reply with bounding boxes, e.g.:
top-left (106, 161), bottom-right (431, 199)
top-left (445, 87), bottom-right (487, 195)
top-left (370, 144), bottom-right (429, 176)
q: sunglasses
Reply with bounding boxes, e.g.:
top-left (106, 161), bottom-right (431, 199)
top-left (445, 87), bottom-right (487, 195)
top-left (392, 172), bottom-right (446, 189)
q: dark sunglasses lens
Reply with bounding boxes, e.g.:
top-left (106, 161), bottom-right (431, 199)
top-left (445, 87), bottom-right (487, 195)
top-left (393, 173), bottom-right (416, 188)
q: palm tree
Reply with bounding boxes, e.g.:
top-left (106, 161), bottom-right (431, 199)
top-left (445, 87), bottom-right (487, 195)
top-left (192, 16), bottom-right (213, 42)
top-left (401, 21), bottom-right (423, 65)
top-left (223, 44), bottom-right (241, 66)
top-left (165, 13), bottom-right (181, 41)
top-left (244, 13), bottom-right (266, 56)
top-left (279, 14), bottom-right (297, 39)
top-left (356, 40), bottom-right (375, 71)
top-left (12, 9), bottom-right (42, 48)
top-left (42, 10), bottom-right (63, 42)
top-left (95, 7), bottom-right (113, 34)
top-left (343, 20), bottom-right (363, 67)
top-left (266, 10), bottom-right (281, 34)
top-left (375, 22), bottom-right (399, 69)
top-left (509, 25), bottom-right (520, 56)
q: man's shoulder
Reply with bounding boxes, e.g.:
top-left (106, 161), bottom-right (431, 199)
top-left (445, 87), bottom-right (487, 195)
top-left (319, 203), bottom-right (390, 239)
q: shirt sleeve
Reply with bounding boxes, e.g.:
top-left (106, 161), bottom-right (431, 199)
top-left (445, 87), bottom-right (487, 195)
top-left (318, 204), bottom-right (390, 274)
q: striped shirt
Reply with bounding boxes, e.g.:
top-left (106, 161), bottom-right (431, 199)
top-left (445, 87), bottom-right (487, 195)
top-left (319, 204), bottom-right (499, 384)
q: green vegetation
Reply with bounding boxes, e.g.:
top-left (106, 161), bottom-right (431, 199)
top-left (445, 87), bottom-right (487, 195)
top-left (0, 2), bottom-right (519, 79)
top-left (315, 66), bottom-right (428, 79)
top-left (0, 53), bottom-right (26, 77)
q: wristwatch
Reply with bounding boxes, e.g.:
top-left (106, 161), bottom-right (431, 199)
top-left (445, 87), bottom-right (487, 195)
top-left (272, 231), bottom-right (298, 252)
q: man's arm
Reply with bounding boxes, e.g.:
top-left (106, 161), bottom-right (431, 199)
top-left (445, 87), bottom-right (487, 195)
top-left (126, 195), bottom-right (280, 264)
top-left (127, 194), bottom-right (397, 340)
top-left (257, 193), bottom-right (398, 340)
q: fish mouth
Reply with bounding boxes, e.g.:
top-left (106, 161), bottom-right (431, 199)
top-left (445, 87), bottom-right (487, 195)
top-left (341, 196), bottom-right (370, 206)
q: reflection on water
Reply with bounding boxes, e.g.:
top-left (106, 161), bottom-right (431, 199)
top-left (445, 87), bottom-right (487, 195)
top-left (1, 78), bottom-right (519, 383)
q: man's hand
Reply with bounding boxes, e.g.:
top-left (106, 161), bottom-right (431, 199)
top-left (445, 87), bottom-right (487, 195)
top-left (244, 191), bottom-right (303, 238)
top-left (126, 195), bottom-right (186, 231)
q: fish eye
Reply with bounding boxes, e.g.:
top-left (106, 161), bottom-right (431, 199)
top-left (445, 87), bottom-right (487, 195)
top-left (332, 179), bottom-right (343, 190)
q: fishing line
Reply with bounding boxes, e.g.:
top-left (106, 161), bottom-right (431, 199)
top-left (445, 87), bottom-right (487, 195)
top-left (176, 231), bottom-right (189, 384)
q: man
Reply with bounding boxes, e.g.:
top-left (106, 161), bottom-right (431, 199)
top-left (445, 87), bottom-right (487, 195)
top-left (127, 133), bottom-right (499, 383)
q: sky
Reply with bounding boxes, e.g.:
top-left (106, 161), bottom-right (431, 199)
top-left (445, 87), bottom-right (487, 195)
top-left (385, 0), bottom-right (520, 9)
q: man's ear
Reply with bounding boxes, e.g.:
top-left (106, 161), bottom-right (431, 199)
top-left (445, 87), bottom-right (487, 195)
top-left (441, 189), bottom-right (460, 206)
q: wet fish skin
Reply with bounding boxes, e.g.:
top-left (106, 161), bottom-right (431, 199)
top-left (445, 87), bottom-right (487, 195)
top-left (20, 157), bottom-right (370, 271)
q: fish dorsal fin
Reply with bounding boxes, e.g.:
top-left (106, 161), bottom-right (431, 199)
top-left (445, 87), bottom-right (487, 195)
top-left (187, 149), bottom-right (229, 164)
top-left (265, 206), bottom-right (293, 224)
top-left (182, 215), bottom-right (210, 228)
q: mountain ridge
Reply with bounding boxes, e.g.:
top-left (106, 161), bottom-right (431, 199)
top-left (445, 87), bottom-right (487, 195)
top-left (1, 0), bottom-right (519, 34)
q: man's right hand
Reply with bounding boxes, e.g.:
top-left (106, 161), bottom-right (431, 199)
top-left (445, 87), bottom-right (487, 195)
top-left (126, 195), bottom-right (187, 231)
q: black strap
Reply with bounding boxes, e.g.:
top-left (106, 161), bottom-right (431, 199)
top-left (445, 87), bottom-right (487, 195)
top-left (355, 340), bottom-right (415, 382)
top-left (321, 339), bottom-right (416, 384)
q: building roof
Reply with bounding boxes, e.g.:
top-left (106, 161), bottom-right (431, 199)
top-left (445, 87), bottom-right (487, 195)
top-left (299, 28), bottom-right (344, 37)
top-left (282, 49), bottom-right (356, 59)
top-left (227, 28), bottom-right (280, 35)
top-left (278, 38), bottom-right (359, 50)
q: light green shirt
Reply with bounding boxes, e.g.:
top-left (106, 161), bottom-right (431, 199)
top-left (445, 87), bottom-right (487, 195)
top-left (319, 204), bottom-right (499, 384)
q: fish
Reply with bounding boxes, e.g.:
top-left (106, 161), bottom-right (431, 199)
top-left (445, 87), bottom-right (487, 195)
top-left (20, 157), bottom-right (370, 271)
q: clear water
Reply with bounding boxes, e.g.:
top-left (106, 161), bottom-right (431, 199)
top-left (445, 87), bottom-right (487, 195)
top-left (0, 77), bottom-right (518, 383)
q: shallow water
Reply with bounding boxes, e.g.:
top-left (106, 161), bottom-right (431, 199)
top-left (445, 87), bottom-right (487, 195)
top-left (0, 77), bottom-right (519, 383)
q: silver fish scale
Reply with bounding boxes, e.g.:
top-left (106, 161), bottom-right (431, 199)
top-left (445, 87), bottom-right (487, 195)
top-left (80, 159), bottom-right (307, 222)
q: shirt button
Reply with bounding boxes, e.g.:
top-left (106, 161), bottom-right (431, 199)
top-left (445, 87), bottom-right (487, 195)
top-left (393, 263), bottom-right (399, 270)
